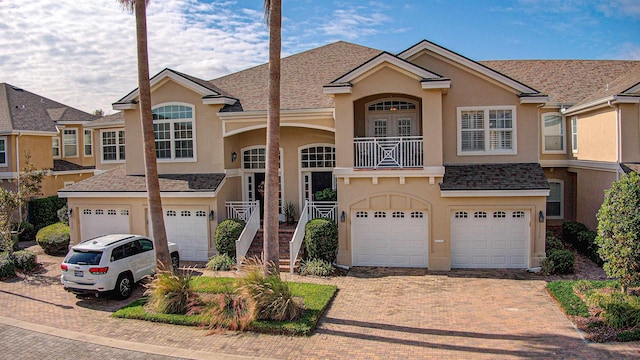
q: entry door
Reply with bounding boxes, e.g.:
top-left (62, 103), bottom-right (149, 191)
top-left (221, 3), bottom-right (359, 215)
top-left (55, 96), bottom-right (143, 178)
top-left (366, 114), bottom-right (418, 137)
top-left (302, 171), bottom-right (334, 202)
top-left (245, 172), bottom-right (282, 219)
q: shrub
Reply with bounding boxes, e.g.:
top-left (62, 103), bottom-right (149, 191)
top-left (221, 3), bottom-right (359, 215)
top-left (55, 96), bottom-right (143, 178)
top-left (0, 252), bottom-right (16, 278)
top-left (617, 329), bottom-right (640, 342)
top-left (596, 172), bottom-right (640, 293)
top-left (214, 219), bottom-right (245, 258)
top-left (298, 258), bottom-right (334, 277)
top-left (35, 222), bottom-right (70, 255)
top-left (314, 188), bottom-right (337, 201)
top-left (573, 279), bottom-right (595, 295)
top-left (12, 221), bottom-right (36, 243)
top-left (562, 221), bottom-right (588, 246)
top-left (545, 231), bottom-right (564, 255)
top-left (542, 249), bottom-right (575, 275)
top-left (235, 258), bottom-right (305, 321)
top-left (206, 253), bottom-right (236, 271)
top-left (304, 218), bottom-right (338, 263)
top-left (11, 250), bottom-right (37, 272)
top-left (28, 196), bottom-right (67, 231)
top-left (144, 269), bottom-right (195, 315)
top-left (57, 205), bottom-right (69, 225)
top-left (206, 293), bottom-right (256, 332)
top-left (596, 293), bottom-right (640, 329)
top-left (577, 230), bottom-right (603, 266)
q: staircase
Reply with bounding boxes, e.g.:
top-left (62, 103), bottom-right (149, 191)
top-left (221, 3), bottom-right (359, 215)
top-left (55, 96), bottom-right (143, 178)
top-left (245, 224), bottom-right (303, 272)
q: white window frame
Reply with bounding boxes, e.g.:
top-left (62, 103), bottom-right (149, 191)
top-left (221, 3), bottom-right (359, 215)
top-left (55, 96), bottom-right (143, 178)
top-left (62, 129), bottom-right (78, 158)
top-left (83, 129), bottom-right (93, 157)
top-left (0, 137), bottom-right (6, 167)
top-left (100, 129), bottom-right (126, 163)
top-left (457, 106), bottom-right (517, 155)
top-left (571, 116), bottom-right (578, 154)
top-left (52, 137), bottom-right (60, 159)
top-left (546, 180), bottom-right (564, 219)
top-left (299, 144), bottom-right (336, 206)
top-left (542, 112), bottom-right (565, 154)
top-left (152, 103), bottom-right (197, 162)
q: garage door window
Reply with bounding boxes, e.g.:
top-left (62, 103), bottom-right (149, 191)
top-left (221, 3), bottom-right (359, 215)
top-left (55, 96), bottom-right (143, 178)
top-left (513, 211), bottom-right (525, 218)
top-left (411, 211), bottom-right (424, 218)
top-left (493, 211), bottom-right (506, 218)
top-left (374, 211), bottom-right (386, 218)
top-left (474, 211), bottom-right (487, 218)
top-left (454, 211), bottom-right (468, 219)
top-left (196, 211), bottom-right (206, 217)
top-left (392, 211), bottom-right (405, 218)
top-left (356, 211), bottom-right (368, 218)
top-left (167, 210), bottom-right (176, 216)
top-left (181, 210), bottom-right (191, 217)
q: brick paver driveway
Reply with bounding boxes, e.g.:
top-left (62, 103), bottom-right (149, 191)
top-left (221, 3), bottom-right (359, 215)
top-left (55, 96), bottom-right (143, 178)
top-left (0, 251), bottom-right (638, 359)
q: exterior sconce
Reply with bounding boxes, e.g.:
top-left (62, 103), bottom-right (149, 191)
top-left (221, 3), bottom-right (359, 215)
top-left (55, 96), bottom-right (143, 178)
top-left (538, 211), bottom-right (544, 223)
top-left (209, 210), bottom-right (215, 221)
top-left (231, 152), bottom-right (237, 162)
top-left (68, 208), bottom-right (73, 218)
top-left (340, 211), bottom-right (346, 222)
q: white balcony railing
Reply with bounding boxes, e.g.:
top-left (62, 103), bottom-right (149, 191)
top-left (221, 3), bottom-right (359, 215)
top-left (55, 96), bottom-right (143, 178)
top-left (226, 201), bottom-right (260, 264)
top-left (354, 136), bottom-right (423, 169)
top-left (290, 201), bottom-right (338, 273)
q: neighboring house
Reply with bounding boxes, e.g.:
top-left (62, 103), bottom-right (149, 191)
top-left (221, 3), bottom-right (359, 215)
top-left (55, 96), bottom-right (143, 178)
top-left (59, 40), bottom-right (640, 270)
top-left (84, 112), bottom-right (126, 173)
top-left (0, 83), bottom-right (98, 199)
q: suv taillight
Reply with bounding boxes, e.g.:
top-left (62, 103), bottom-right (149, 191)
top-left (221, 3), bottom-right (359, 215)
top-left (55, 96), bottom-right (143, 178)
top-left (89, 267), bottom-right (109, 275)
top-left (60, 264), bottom-right (68, 271)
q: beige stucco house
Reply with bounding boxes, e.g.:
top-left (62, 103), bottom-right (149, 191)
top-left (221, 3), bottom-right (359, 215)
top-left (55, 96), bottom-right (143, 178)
top-left (0, 83), bottom-right (98, 200)
top-left (59, 40), bottom-right (640, 271)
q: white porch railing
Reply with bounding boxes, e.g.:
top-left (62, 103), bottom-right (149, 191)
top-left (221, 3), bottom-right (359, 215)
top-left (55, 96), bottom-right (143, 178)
top-left (227, 201), bottom-right (260, 265)
top-left (354, 136), bottom-right (423, 169)
top-left (289, 201), bottom-right (338, 273)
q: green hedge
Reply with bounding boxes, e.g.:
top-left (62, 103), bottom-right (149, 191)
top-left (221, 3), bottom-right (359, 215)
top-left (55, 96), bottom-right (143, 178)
top-left (36, 222), bottom-right (70, 255)
top-left (545, 231), bottom-right (564, 255)
top-left (28, 196), bottom-right (67, 231)
top-left (11, 250), bottom-right (37, 271)
top-left (0, 252), bottom-right (16, 278)
top-left (562, 221), bottom-right (588, 246)
top-left (12, 221), bottom-right (35, 243)
top-left (542, 249), bottom-right (575, 275)
top-left (214, 219), bottom-right (245, 258)
top-left (304, 218), bottom-right (338, 263)
top-left (577, 230), bottom-right (603, 266)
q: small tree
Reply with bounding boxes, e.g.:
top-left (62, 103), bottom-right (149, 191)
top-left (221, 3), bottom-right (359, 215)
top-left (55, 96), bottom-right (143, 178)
top-left (0, 154), bottom-right (45, 252)
top-left (595, 172), bottom-right (640, 294)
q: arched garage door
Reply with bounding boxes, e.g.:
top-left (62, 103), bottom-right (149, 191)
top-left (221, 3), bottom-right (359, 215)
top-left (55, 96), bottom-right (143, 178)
top-left (451, 210), bottom-right (530, 268)
top-left (351, 210), bottom-right (428, 267)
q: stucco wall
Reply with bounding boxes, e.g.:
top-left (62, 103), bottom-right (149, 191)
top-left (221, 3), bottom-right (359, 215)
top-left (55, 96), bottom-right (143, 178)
top-left (543, 167), bottom-right (576, 226)
top-left (571, 167), bottom-right (617, 230)
top-left (571, 108), bottom-right (617, 162)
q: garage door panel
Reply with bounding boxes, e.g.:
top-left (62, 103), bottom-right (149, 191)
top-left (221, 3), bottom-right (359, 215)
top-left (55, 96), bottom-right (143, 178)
top-left (80, 207), bottom-right (130, 241)
top-left (162, 208), bottom-right (209, 262)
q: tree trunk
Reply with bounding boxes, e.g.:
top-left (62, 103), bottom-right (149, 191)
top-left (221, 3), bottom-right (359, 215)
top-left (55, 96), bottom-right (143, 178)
top-left (263, 0), bottom-right (282, 274)
top-left (134, 0), bottom-right (171, 271)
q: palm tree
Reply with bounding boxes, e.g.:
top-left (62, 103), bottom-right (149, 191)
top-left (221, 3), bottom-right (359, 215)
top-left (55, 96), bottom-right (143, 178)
top-left (118, 0), bottom-right (171, 270)
top-left (263, 0), bottom-right (282, 273)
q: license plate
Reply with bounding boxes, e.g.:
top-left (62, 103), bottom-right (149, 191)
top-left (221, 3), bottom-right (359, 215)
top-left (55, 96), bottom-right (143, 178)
top-left (74, 270), bottom-right (83, 277)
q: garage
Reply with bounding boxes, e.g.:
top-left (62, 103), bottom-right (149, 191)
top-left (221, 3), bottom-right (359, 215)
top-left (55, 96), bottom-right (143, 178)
top-left (351, 210), bottom-right (428, 267)
top-left (162, 207), bottom-right (210, 262)
top-left (79, 207), bottom-right (131, 241)
top-left (450, 210), bottom-right (529, 268)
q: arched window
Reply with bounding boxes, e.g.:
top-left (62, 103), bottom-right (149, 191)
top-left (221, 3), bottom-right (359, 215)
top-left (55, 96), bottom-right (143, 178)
top-left (152, 104), bottom-right (195, 160)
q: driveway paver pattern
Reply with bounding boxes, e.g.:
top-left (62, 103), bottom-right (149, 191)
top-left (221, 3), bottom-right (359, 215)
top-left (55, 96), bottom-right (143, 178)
top-left (0, 250), bottom-right (639, 359)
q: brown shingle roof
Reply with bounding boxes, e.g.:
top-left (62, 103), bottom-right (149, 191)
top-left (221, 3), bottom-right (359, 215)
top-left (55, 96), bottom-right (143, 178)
top-left (571, 62), bottom-right (640, 107)
top-left (210, 41), bottom-right (382, 111)
top-left (0, 83), bottom-right (98, 132)
top-left (52, 160), bottom-right (95, 172)
top-left (86, 112), bottom-right (124, 128)
top-left (440, 163), bottom-right (549, 191)
top-left (479, 60), bottom-right (640, 105)
top-left (59, 165), bottom-right (225, 193)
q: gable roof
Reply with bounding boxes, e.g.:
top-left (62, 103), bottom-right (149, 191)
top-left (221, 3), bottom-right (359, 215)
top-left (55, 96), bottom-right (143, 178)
top-left (52, 159), bottom-right (95, 172)
top-left (209, 41), bottom-right (382, 112)
top-left (85, 112), bottom-right (124, 128)
top-left (565, 62), bottom-right (640, 112)
top-left (0, 83), bottom-right (97, 133)
top-left (480, 60), bottom-right (640, 106)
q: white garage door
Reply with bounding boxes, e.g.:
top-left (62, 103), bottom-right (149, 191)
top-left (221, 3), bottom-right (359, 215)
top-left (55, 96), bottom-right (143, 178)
top-left (351, 210), bottom-right (428, 267)
top-left (80, 207), bottom-right (130, 241)
top-left (451, 210), bottom-right (529, 268)
top-left (162, 207), bottom-right (209, 262)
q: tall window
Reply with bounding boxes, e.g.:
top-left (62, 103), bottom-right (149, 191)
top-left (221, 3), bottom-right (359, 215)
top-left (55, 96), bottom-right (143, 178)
top-left (62, 129), bottom-right (78, 157)
top-left (458, 106), bottom-right (516, 155)
top-left (571, 116), bottom-right (578, 153)
top-left (52, 138), bottom-right (60, 158)
top-left (542, 113), bottom-right (565, 153)
top-left (152, 104), bottom-right (194, 160)
top-left (0, 137), bottom-right (6, 166)
top-left (547, 180), bottom-right (563, 219)
top-left (83, 129), bottom-right (93, 156)
top-left (101, 129), bottom-right (126, 162)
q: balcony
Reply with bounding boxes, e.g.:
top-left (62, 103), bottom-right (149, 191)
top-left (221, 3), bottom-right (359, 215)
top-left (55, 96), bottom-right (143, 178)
top-left (354, 136), bottom-right (423, 169)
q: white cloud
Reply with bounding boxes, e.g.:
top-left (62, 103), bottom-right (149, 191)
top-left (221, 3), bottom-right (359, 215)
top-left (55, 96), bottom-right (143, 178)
top-left (0, 0), bottom-right (270, 114)
top-left (317, 5), bottom-right (392, 40)
top-left (614, 42), bottom-right (640, 60)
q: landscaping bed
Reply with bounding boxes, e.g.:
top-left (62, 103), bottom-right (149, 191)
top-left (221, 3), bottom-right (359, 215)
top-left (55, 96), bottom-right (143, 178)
top-left (113, 276), bottom-right (337, 336)
top-left (547, 280), bottom-right (640, 342)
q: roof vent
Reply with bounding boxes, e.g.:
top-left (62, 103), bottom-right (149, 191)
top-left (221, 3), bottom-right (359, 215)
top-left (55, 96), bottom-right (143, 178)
top-left (11, 87), bottom-right (24, 92)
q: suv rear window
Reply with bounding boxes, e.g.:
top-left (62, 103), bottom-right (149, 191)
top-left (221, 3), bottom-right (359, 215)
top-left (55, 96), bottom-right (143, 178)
top-left (65, 250), bottom-right (103, 265)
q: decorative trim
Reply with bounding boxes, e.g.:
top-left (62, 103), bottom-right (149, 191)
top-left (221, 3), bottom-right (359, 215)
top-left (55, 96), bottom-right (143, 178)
top-left (335, 166), bottom-right (445, 185)
top-left (51, 169), bottom-right (95, 176)
top-left (520, 95), bottom-right (549, 104)
top-left (221, 108), bottom-right (335, 136)
top-left (202, 96), bottom-right (237, 105)
top-left (112, 102), bottom-right (137, 110)
top-left (0, 130), bottom-right (58, 136)
top-left (59, 179), bottom-right (226, 199)
top-left (421, 79), bottom-right (451, 90)
top-left (331, 52), bottom-right (442, 84)
top-left (562, 95), bottom-right (640, 116)
top-left (0, 172), bottom-right (18, 179)
top-left (540, 159), bottom-right (620, 172)
top-left (440, 189), bottom-right (550, 197)
top-left (224, 168), bottom-right (241, 177)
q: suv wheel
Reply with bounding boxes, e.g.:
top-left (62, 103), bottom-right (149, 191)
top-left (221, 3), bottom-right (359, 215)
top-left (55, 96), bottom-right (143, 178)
top-left (114, 273), bottom-right (134, 299)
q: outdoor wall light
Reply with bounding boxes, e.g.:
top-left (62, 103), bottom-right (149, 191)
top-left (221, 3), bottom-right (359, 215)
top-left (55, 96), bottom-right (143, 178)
top-left (231, 152), bottom-right (237, 162)
top-left (340, 211), bottom-right (346, 222)
top-left (68, 208), bottom-right (73, 218)
top-left (209, 210), bottom-right (215, 221)
top-left (538, 210), bottom-right (544, 223)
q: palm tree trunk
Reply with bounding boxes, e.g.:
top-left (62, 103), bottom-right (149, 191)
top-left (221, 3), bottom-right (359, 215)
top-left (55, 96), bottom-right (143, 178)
top-left (263, 0), bottom-right (282, 274)
top-left (134, 0), bottom-right (171, 270)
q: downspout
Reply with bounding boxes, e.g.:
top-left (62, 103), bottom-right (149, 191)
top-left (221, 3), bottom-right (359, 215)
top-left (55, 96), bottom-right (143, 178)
top-left (15, 132), bottom-right (22, 222)
top-left (607, 101), bottom-right (621, 180)
top-left (536, 104), bottom-right (545, 162)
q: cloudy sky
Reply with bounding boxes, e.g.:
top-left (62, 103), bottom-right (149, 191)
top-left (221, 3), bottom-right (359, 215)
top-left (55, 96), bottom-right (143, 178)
top-left (1, 0), bottom-right (639, 114)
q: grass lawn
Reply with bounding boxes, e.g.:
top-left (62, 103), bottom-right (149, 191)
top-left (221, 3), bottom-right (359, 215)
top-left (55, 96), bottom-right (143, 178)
top-left (113, 276), bottom-right (337, 336)
top-left (547, 280), bottom-right (640, 342)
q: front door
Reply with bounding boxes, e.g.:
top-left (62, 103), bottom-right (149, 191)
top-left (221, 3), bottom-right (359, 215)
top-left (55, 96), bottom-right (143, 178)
top-left (302, 171), bottom-right (334, 202)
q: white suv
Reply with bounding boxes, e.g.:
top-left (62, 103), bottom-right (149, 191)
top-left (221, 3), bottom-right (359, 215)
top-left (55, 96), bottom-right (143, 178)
top-left (60, 234), bottom-right (180, 299)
